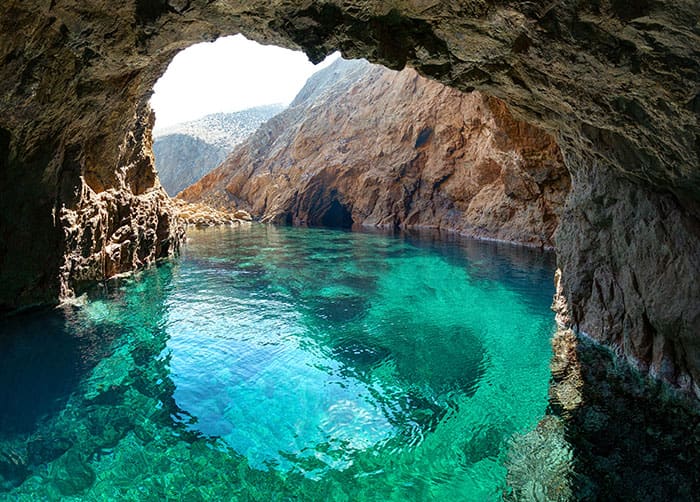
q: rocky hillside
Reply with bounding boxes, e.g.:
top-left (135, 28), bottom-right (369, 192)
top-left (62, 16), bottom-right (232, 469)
top-left (180, 59), bottom-right (569, 248)
top-left (153, 105), bottom-right (284, 195)
top-left (153, 134), bottom-right (226, 196)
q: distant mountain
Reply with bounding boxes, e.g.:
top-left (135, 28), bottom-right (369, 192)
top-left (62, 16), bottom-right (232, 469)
top-left (179, 59), bottom-right (569, 248)
top-left (152, 104), bottom-right (285, 195)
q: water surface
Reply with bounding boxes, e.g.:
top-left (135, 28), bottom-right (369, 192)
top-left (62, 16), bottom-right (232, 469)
top-left (0, 225), bottom-right (556, 500)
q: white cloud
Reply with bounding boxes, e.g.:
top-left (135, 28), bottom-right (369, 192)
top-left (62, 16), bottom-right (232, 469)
top-left (150, 35), bottom-right (340, 130)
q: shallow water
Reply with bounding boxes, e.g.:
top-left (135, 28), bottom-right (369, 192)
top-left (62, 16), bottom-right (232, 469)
top-left (0, 225), bottom-right (556, 500)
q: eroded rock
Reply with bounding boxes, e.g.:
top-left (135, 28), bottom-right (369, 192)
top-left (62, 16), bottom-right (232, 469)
top-left (173, 199), bottom-right (252, 227)
top-left (0, 1), bottom-right (698, 395)
top-left (180, 59), bottom-right (569, 248)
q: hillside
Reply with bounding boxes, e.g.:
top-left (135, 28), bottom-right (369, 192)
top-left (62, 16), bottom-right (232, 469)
top-left (179, 59), bottom-right (569, 248)
top-left (152, 104), bottom-right (285, 195)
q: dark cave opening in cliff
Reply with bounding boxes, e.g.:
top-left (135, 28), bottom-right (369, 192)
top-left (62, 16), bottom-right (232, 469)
top-left (320, 199), bottom-right (354, 228)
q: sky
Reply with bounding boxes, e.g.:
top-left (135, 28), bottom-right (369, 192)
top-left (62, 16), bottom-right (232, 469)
top-left (151, 35), bottom-right (340, 131)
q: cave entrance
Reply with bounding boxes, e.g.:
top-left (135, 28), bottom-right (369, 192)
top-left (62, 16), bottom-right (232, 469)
top-left (320, 198), bottom-right (354, 228)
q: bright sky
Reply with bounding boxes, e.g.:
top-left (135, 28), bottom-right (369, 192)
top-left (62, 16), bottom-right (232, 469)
top-left (151, 35), bottom-right (340, 131)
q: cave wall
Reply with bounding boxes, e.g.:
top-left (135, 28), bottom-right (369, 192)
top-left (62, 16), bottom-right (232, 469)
top-left (0, 0), bottom-right (698, 394)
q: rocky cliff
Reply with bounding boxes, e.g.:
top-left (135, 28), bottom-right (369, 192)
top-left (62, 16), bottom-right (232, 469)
top-left (0, 1), bottom-right (698, 398)
top-left (153, 134), bottom-right (227, 196)
top-left (180, 59), bottom-right (569, 248)
top-left (153, 105), bottom-right (285, 195)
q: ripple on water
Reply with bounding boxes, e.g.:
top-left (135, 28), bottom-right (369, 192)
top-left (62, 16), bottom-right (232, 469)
top-left (0, 226), bottom-right (556, 500)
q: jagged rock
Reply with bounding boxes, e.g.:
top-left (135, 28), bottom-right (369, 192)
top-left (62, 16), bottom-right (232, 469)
top-left (180, 59), bottom-right (569, 248)
top-left (0, 1), bottom-right (698, 395)
top-left (173, 199), bottom-right (251, 227)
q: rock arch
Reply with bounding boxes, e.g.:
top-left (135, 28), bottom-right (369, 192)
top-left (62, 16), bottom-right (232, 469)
top-left (0, 1), bottom-right (698, 395)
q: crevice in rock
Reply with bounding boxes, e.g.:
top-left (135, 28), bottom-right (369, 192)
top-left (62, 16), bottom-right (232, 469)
top-left (0, 127), bottom-right (10, 172)
top-left (320, 197), bottom-right (354, 229)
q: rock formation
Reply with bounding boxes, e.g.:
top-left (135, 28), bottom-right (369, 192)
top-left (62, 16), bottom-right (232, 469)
top-left (173, 199), bottom-right (252, 227)
top-left (153, 134), bottom-right (227, 196)
top-left (180, 59), bottom-right (569, 248)
top-left (0, 1), bottom-right (698, 397)
top-left (153, 105), bottom-right (285, 195)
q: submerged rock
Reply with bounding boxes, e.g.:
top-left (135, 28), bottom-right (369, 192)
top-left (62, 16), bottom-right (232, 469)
top-left (505, 416), bottom-right (574, 502)
top-left (0, 449), bottom-right (29, 491)
top-left (51, 451), bottom-right (96, 496)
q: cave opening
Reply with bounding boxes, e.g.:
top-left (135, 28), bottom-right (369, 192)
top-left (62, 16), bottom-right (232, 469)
top-left (320, 198), bottom-right (354, 228)
top-left (2, 1), bottom-right (698, 497)
top-left (153, 35), bottom-right (569, 244)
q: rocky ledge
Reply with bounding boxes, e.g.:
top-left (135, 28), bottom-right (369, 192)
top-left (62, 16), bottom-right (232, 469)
top-left (173, 199), bottom-right (252, 227)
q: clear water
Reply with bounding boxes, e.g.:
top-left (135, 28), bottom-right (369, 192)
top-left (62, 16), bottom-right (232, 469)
top-left (0, 225), bottom-right (556, 500)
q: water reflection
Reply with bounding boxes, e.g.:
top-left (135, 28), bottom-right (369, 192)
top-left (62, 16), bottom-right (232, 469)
top-left (0, 307), bottom-right (116, 435)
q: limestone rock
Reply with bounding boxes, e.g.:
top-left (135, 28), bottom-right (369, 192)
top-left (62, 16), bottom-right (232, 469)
top-left (0, 0), bottom-right (698, 395)
top-left (180, 59), bottom-right (569, 248)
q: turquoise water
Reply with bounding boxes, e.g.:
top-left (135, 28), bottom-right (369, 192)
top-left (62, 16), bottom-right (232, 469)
top-left (0, 225), bottom-right (556, 500)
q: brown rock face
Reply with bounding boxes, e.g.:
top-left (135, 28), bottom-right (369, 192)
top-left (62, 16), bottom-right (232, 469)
top-left (57, 107), bottom-right (184, 298)
top-left (0, 1), bottom-right (698, 395)
top-left (180, 59), bottom-right (569, 248)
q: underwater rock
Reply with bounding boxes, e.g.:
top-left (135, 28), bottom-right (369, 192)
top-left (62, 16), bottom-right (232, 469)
top-left (505, 415), bottom-right (574, 502)
top-left (0, 449), bottom-right (30, 491)
top-left (51, 451), bottom-right (96, 496)
top-left (547, 327), bottom-right (700, 500)
top-left (26, 437), bottom-right (72, 467)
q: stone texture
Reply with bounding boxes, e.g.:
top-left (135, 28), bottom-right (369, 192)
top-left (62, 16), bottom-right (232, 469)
top-left (57, 107), bottom-right (184, 296)
top-left (180, 59), bottom-right (569, 248)
top-left (0, 1), bottom-right (698, 395)
top-left (153, 105), bottom-right (285, 196)
top-left (173, 199), bottom-right (252, 227)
